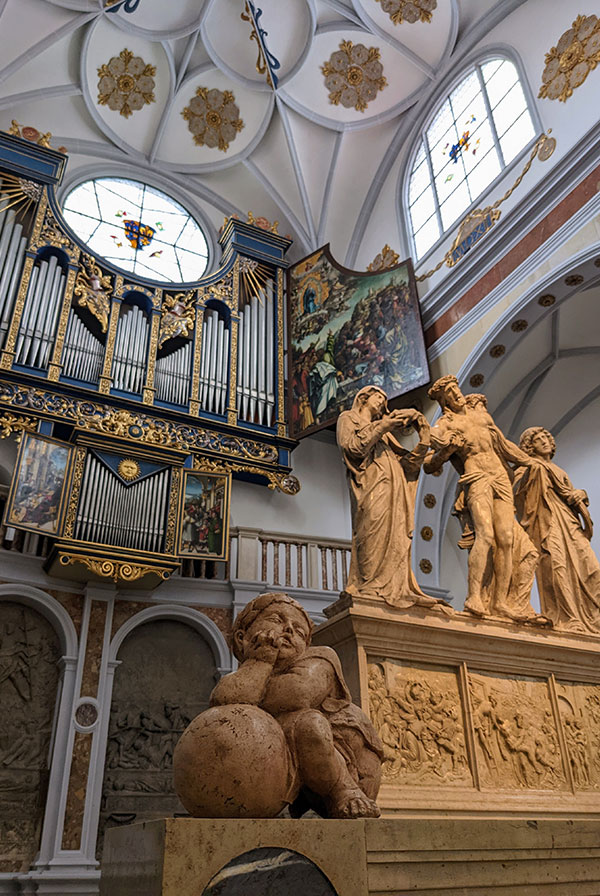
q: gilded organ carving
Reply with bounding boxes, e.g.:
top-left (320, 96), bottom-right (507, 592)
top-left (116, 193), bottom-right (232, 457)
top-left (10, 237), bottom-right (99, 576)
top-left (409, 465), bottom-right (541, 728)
top-left (367, 661), bottom-right (471, 786)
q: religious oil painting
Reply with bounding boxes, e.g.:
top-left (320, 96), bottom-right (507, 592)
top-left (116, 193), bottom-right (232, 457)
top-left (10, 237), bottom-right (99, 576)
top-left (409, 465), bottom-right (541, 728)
top-left (4, 433), bottom-right (73, 536)
top-left (177, 471), bottom-right (231, 560)
top-left (287, 245), bottom-right (429, 438)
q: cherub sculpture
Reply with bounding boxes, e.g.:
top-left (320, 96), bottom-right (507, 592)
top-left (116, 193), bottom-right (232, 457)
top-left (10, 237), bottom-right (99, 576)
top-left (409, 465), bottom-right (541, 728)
top-left (174, 592), bottom-right (383, 819)
top-left (74, 255), bottom-right (112, 332)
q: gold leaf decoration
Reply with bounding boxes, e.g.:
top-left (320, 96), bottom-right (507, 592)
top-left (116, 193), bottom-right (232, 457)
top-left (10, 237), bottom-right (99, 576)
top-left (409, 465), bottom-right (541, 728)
top-left (97, 48), bottom-right (156, 118)
top-left (321, 40), bottom-right (387, 113)
top-left (74, 256), bottom-right (112, 333)
top-left (375, 0), bottom-right (437, 25)
top-left (367, 244), bottom-right (400, 271)
top-left (159, 291), bottom-right (195, 348)
top-left (539, 14), bottom-right (600, 103)
top-left (182, 87), bottom-right (244, 152)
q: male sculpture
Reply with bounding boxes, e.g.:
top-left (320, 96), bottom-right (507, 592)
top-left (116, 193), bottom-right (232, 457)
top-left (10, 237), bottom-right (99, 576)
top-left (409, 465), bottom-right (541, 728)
top-left (425, 376), bottom-right (535, 620)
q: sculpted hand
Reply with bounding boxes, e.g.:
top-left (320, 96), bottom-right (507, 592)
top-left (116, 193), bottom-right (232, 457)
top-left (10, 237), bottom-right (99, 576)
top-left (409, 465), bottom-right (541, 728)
top-left (244, 629), bottom-right (280, 664)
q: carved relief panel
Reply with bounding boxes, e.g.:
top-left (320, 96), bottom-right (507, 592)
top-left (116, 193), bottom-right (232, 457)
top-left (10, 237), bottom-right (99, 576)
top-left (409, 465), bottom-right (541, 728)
top-left (98, 620), bottom-right (217, 857)
top-left (468, 671), bottom-right (566, 791)
top-left (0, 601), bottom-right (61, 872)
top-left (367, 659), bottom-right (472, 787)
top-left (555, 681), bottom-right (600, 790)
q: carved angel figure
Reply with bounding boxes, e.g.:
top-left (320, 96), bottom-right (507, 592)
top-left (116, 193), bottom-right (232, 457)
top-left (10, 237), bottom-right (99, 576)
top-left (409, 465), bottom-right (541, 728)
top-left (514, 427), bottom-right (600, 633)
top-left (74, 256), bottom-right (112, 332)
top-left (158, 292), bottom-right (195, 348)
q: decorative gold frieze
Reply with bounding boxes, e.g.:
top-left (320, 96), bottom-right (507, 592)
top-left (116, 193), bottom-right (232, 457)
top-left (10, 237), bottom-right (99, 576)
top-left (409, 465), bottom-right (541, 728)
top-left (321, 40), bottom-right (387, 113)
top-left (63, 447), bottom-right (87, 538)
top-left (0, 381), bottom-right (279, 463)
top-left (97, 48), bottom-right (156, 118)
top-left (367, 244), bottom-right (400, 272)
top-left (539, 15), bottom-right (600, 103)
top-left (36, 207), bottom-right (79, 263)
top-left (193, 455), bottom-right (300, 495)
top-left (182, 87), bottom-right (244, 152)
top-left (375, 0), bottom-right (436, 25)
top-left (159, 291), bottom-right (195, 348)
top-left (74, 257), bottom-right (112, 333)
top-left (164, 466), bottom-right (181, 553)
top-left (59, 554), bottom-right (171, 583)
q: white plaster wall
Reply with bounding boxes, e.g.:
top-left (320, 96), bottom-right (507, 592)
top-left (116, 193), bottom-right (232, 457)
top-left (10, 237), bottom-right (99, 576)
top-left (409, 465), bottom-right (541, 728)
top-left (230, 432), bottom-right (352, 540)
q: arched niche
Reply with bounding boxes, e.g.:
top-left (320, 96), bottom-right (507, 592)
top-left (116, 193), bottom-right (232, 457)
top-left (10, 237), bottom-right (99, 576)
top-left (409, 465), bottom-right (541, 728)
top-left (413, 248), bottom-right (600, 605)
top-left (0, 593), bottom-right (71, 873)
top-left (98, 609), bottom-right (229, 857)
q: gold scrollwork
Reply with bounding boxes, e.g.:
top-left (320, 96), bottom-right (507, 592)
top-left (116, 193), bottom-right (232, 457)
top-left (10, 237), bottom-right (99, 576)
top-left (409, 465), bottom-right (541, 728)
top-left (193, 455), bottom-right (300, 495)
top-left (367, 244), bottom-right (400, 272)
top-left (0, 413), bottom-right (36, 441)
top-left (59, 554), bottom-right (172, 583)
top-left (0, 382), bottom-right (279, 463)
top-left (37, 208), bottom-right (79, 263)
top-left (199, 273), bottom-right (234, 310)
top-left (159, 291), bottom-right (195, 348)
top-left (74, 256), bottom-right (112, 332)
top-left (63, 447), bottom-right (87, 538)
top-left (164, 466), bottom-right (181, 553)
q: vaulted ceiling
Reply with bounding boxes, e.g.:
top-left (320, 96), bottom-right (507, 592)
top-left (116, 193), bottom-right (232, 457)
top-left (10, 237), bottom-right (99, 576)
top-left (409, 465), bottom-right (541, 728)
top-left (0, 0), bottom-right (597, 277)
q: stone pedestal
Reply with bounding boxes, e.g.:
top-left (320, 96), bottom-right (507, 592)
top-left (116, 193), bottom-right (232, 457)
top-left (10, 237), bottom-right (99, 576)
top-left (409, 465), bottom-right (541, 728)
top-left (99, 817), bottom-right (600, 894)
top-left (313, 598), bottom-right (600, 816)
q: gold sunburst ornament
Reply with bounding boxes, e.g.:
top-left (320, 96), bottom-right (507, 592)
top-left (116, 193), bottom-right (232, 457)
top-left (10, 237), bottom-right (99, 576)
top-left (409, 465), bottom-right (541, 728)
top-left (118, 458), bottom-right (141, 481)
top-left (97, 48), bottom-right (156, 118)
top-left (538, 14), bottom-right (600, 103)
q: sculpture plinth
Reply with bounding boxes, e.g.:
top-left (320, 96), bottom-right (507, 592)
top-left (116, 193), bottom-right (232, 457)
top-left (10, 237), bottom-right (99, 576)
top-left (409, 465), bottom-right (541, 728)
top-left (314, 598), bottom-right (600, 817)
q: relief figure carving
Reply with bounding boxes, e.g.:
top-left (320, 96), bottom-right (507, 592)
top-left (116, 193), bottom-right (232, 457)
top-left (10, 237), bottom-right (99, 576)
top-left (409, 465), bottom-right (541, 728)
top-left (368, 662), bottom-right (470, 786)
top-left (469, 673), bottom-right (565, 790)
top-left (555, 683), bottom-right (600, 790)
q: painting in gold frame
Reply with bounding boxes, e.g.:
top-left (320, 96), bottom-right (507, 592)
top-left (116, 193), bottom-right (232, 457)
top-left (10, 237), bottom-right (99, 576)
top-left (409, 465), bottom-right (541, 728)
top-left (3, 432), bottom-right (73, 536)
top-left (177, 470), bottom-right (231, 560)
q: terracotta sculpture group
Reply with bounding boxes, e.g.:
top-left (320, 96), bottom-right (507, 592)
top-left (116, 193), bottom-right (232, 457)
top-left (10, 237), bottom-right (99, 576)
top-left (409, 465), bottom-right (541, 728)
top-left (337, 375), bottom-right (600, 634)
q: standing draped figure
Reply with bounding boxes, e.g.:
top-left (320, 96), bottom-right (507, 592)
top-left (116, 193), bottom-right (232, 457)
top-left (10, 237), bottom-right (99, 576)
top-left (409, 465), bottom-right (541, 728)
top-left (514, 426), bottom-right (600, 633)
top-left (336, 385), bottom-right (446, 611)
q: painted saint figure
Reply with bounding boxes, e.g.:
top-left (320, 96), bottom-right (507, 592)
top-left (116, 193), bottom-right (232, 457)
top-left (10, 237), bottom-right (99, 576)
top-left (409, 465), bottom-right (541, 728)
top-left (336, 385), bottom-right (449, 611)
top-left (514, 426), bottom-right (600, 633)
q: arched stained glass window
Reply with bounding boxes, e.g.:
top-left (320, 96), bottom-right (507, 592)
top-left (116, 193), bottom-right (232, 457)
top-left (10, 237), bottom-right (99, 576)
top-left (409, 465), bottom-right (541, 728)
top-left (62, 177), bottom-right (209, 284)
top-left (407, 57), bottom-right (536, 261)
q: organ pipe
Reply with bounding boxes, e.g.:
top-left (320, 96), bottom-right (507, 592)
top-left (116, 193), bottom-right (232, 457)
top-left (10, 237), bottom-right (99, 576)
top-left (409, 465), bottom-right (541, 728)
top-left (236, 279), bottom-right (275, 426)
top-left (111, 304), bottom-right (149, 395)
top-left (74, 453), bottom-right (170, 552)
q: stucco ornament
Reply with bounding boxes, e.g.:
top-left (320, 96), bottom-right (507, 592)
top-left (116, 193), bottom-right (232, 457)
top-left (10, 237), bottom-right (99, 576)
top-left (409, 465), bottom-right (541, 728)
top-left (97, 48), bottom-right (156, 118)
top-left (538, 14), bottom-right (600, 103)
top-left (182, 87), bottom-right (244, 152)
top-left (321, 40), bottom-right (387, 113)
top-left (375, 0), bottom-right (437, 26)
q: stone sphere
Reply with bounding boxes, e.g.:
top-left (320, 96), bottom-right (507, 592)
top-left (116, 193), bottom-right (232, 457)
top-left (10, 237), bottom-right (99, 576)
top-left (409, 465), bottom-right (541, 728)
top-left (173, 704), bottom-right (294, 818)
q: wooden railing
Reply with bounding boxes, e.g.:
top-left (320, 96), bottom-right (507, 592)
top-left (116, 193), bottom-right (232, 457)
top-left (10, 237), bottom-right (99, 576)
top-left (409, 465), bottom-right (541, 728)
top-left (0, 500), bottom-right (350, 593)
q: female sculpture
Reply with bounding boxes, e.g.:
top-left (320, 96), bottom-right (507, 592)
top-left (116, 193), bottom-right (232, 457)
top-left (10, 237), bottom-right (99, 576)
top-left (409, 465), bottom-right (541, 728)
top-left (514, 426), bottom-right (600, 633)
top-left (336, 385), bottom-right (447, 611)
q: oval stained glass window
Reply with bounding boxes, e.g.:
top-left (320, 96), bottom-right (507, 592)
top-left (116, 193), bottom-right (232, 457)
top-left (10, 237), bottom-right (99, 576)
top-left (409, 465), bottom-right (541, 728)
top-left (62, 177), bottom-right (209, 283)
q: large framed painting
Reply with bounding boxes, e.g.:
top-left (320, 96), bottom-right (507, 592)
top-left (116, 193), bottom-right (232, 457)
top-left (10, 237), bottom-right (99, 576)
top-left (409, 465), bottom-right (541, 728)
top-left (177, 470), bottom-right (231, 560)
top-left (287, 246), bottom-right (429, 438)
top-left (3, 432), bottom-right (73, 536)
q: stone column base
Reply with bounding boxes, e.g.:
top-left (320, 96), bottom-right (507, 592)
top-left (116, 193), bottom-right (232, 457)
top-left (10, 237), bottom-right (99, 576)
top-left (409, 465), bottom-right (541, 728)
top-left (99, 817), bottom-right (600, 894)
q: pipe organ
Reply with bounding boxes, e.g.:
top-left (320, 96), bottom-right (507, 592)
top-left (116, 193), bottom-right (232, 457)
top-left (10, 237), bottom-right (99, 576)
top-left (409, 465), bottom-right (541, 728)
top-left (0, 129), bottom-right (298, 587)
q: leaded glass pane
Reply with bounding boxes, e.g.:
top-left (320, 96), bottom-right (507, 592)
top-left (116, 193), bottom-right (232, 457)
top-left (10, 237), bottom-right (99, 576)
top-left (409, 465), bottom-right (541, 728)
top-left (449, 70), bottom-right (480, 122)
top-left (409, 157), bottom-right (431, 206)
top-left (492, 81), bottom-right (528, 137)
top-left (466, 147), bottom-right (502, 199)
top-left (414, 214), bottom-right (440, 259)
top-left (410, 185), bottom-right (436, 232)
top-left (62, 178), bottom-right (209, 284)
top-left (484, 59), bottom-right (519, 109)
top-left (440, 180), bottom-right (471, 230)
top-left (500, 110), bottom-right (535, 164)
